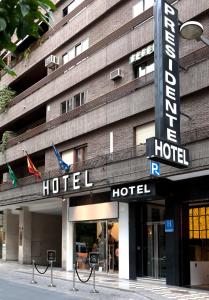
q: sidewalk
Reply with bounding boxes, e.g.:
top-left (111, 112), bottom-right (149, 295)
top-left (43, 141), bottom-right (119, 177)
top-left (1, 261), bottom-right (209, 299)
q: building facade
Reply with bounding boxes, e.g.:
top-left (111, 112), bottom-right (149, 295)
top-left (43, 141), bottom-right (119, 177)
top-left (0, 0), bottom-right (209, 287)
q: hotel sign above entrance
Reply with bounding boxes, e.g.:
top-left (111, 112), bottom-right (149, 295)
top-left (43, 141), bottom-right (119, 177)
top-left (111, 181), bottom-right (156, 202)
top-left (146, 0), bottom-right (189, 168)
top-left (42, 170), bottom-right (93, 196)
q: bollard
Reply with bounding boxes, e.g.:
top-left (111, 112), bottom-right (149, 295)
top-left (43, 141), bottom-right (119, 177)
top-left (90, 266), bottom-right (99, 293)
top-left (31, 260), bottom-right (37, 284)
top-left (48, 261), bottom-right (56, 287)
top-left (71, 264), bottom-right (79, 291)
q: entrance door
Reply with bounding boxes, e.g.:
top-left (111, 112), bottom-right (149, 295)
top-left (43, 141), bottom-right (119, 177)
top-left (147, 222), bottom-right (166, 278)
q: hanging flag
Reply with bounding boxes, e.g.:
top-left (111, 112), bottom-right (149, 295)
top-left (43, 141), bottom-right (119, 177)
top-left (52, 144), bottom-right (70, 171)
top-left (26, 154), bottom-right (41, 179)
top-left (7, 163), bottom-right (17, 187)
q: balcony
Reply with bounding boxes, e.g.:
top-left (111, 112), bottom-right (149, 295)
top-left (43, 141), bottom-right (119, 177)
top-left (1, 139), bottom-right (209, 206)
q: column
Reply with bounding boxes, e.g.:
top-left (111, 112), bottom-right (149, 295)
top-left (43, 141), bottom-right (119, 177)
top-left (119, 202), bottom-right (129, 279)
top-left (62, 198), bottom-right (73, 271)
top-left (3, 209), bottom-right (19, 261)
top-left (165, 197), bottom-right (190, 286)
top-left (18, 207), bottom-right (31, 264)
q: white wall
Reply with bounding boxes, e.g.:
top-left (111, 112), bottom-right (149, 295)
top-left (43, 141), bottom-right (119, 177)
top-left (119, 202), bottom-right (129, 279)
top-left (62, 199), bottom-right (73, 271)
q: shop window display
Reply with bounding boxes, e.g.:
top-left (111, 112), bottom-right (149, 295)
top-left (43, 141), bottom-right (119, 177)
top-left (74, 220), bottom-right (119, 272)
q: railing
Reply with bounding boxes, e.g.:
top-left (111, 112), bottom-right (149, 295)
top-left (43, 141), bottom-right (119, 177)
top-left (0, 145), bottom-right (146, 192)
top-left (2, 135), bottom-right (209, 193)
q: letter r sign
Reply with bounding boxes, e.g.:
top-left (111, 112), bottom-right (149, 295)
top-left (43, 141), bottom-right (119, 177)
top-left (150, 161), bottom-right (160, 176)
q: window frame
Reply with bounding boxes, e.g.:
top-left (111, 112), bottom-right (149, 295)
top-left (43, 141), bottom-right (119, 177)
top-left (62, 38), bottom-right (89, 65)
top-left (132, 0), bottom-right (154, 18)
top-left (61, 91), bottom-right (85, 114)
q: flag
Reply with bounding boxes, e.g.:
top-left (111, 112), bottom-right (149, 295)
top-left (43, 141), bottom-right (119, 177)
top-left (52, 144), bottom-right (70, 171)
top-left (7, 163), bottom-right (17, 187)
top-left (26, 154), bottom-right (41, 179)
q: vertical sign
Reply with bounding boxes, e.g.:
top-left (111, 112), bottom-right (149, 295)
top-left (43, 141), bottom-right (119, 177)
top-left (146, 0), bottom-right (189, 168)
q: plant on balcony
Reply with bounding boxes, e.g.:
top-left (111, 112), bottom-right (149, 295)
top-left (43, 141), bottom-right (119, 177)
top-left (0, 87), bottom-right (15, 112)
top-left (23, 47), bottom-right (31, 62)
top-left (0, 131), bottom-right (17, 152)
top-left (0, 131), bottom-right (9, 153)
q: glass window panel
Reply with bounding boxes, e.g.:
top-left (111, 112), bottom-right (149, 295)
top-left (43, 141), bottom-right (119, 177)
top-left (146, 62), bottom-right (154, 74)
top-left (133, 1), bottom-right (143, 18)
top-left (74, 93), bottom-right (81, 107)
top-left (193, 217), bottom-right (199, 230)
top-left (62, 149), bottom-right (74, 165)
top-left (63, 53), bottom-right (69, 65)
top-left (76, 148), bottom-right (82, 162)
top-left (193, 208), bottom-right (198, 216)
top-left (67, 0), bottom-right (76, 14)
top-left (200, 231), bottom-right (206, 239)
top-left (82, 38), bottom-right (89, 52)
top-left (193, 231), bottom-right (199, 239)
top-left (207, 231), bottom-right (209, 239)
top-left (63, 7), bottom-right (68, 16)
top-left (75, 43), bottom-right (82, 56)
top-left (138, 65), bottom-right (146, 77)
top-left (80, 92), bottom-right (85, 105)
top-left (189, 208), bottom-right (193, 216)
top-left (144, 0), bottom-right (154, 10)
top-left (68, 48), bottom-right (75, 61)
top-left (206, 207), bottom-right (209, 215)
top-left (206, 216), bottom-right (209, 229)
top-left (200, 207), bottom-right (205, 216)
top-left (68, 98), bottom-right (73, 111)
top-left (200, 216), bottom-right (206, 230)
top-left (189, 217), bottom-right (193, 231)
top-left (61, 101), bottom-right (67, 114)
top-left (135, 122), bottom-right (155, 145)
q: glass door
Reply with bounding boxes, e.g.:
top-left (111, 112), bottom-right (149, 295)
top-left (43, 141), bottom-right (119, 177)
top-left (147, 221), bottom-right (166, 278)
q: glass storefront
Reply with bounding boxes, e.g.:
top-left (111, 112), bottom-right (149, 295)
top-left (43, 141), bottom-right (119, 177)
top-left (74, 220), bottom-right (119, 273)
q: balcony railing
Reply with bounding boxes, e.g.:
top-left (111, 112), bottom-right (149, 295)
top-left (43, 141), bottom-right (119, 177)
top-left (1, 136), bottom-right (209, 194)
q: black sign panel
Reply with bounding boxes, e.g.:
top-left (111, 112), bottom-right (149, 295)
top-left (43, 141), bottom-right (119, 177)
top-left (146, 137), bottom-right (189, 168)
top-left (111, 181), bottom-right (156, 202)
top-left (155, 0), bottom-right (180, 143)
top-left (146, 0), bottom-right (189, 168)
top-left (47, 250), bottom-right (56, 262)
top-left (89, 252), bottom-right (99, 266)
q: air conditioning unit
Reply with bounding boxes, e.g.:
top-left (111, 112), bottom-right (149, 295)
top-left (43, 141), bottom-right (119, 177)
top-left (3, 172), bottom-right (9, 183)
top-left (45, 55), bottom-right (59, 68)
top-left (110, 68), bottom-right (122, 81)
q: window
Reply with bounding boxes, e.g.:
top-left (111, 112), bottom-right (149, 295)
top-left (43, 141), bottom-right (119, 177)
top-left (135, 122), bottom-right (155, 145)
top-left (61, 92), bottom-right (85, 114)
top-left (135, 58), bottom-right (154, 78)
top-left (75, 147), bottom-right (85, 163)
top-left (133, 0), bottom-right (154, 18)
top-left (62, 149), bottom-right (74, 166)
top-left (189, 207), bottom-right (209, 239)
top-left (62, 38), bottom-right (89, 65)
top-left (63, 0), bottom-right (84, 17)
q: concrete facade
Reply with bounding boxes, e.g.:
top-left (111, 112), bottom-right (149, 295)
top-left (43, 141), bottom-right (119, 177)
top-left (1, 0), bottom-right (209, 287)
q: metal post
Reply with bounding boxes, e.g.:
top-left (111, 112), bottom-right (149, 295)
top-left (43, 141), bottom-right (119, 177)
top-left (71, 263), bottom-right (79, 291)
top-left (90, 266), bottom-right (99, 293)
top-left (48, 261), bottom-right (56, 287)
top-left (30, 260), bottom-right (37, 284)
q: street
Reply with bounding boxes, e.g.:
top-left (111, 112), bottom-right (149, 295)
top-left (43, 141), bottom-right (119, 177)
top-left (0, 277), bottom-right (144, 300)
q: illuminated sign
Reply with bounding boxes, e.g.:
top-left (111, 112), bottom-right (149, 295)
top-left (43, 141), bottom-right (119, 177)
top-left (129, 43), bottom-right (154, 64)
top-left (43, 170), bottom-right (93, 196)
top-left (146, 0), bottom-right (189, 168)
